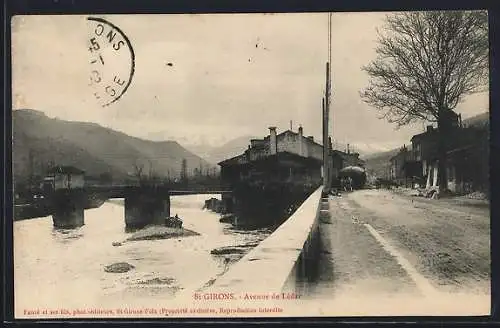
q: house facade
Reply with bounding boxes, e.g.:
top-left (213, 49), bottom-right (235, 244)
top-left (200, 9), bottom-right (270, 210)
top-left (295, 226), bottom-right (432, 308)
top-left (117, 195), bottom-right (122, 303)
top-left (391, 110), bottom-right (488, 194)
top-left (389, 145), bottom-right (410, 185)
top-left (219, 126), bottom-right (325, 189)
top-left (410, 125), bottom-right (440, 187)
top-left (445, 122), bottom-right (489, 194)
top-left (219, 126), bottom-right (367, 192)
top-left (42, 165), bottom-right (85, 191)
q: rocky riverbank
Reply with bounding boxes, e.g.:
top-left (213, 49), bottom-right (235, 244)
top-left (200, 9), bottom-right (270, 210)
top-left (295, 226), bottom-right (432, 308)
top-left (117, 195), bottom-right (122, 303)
top-left (112, 225), bottom-right (200, 245)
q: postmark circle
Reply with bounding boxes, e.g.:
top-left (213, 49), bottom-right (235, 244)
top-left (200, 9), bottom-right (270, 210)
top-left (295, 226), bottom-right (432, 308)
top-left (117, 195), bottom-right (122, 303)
top-left (86, 17), bottom-right (135, 107)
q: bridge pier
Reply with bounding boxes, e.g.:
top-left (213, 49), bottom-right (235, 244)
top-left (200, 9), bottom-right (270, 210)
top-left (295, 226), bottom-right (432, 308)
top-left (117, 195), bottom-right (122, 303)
top-left (221, 193), bottom-right (234, 213)
top-left (50, 190), bottom-right (86, 229)
top-left (124, 187), bottom-right (170, 230)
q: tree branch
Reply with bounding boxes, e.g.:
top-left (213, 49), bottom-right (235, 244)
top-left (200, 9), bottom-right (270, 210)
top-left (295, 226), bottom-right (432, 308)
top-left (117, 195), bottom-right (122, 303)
top-left (361, 10), bottom-right (488, 127)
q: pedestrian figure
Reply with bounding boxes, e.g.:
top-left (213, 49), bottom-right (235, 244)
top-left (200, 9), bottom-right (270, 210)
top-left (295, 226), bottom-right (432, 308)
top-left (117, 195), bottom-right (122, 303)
top-left (223, 257), bottom-right (231, 273)
top-left (172, 213), bottom-right (182, 228)
top-left (347, 177), bottom-right (353, 192)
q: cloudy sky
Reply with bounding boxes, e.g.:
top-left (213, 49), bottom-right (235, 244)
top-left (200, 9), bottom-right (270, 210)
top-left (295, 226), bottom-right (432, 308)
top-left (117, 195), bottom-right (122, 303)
top-left (12, 13), bottom-right (488, 153)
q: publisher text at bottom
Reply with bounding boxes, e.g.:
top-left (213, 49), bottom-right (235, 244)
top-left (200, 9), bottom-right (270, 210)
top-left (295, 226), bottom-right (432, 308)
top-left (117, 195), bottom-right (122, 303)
top-left (219, 307), bottom-right (283, 314)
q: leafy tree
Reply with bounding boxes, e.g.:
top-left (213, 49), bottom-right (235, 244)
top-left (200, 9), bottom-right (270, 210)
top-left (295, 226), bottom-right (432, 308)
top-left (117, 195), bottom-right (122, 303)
top-left (360, 11), bottom-right (488, 191)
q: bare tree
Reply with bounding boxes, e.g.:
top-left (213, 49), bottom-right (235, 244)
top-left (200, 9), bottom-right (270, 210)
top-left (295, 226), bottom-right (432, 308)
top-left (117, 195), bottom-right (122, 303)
top-left (131, 159), bottom-right (161, 186)
top-left (132, 160), bottom-right (145, 185)
top-left (180, 158), bottom-right (188, 183)
top-left (360, 11), bottom-right (488, 191)
top-left (147, 159), bottom-right (158, 179)
top-left (147, 159), bottom-right (161, 185)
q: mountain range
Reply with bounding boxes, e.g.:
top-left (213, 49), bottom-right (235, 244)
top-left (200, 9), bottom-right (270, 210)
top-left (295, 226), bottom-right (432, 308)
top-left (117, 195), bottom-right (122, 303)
top-left (12, 109), bottom-right (489, 185)
top-left (13, 109), bottom-right (216, 184)
top-left (186, 132), bottom-right (405, 164)
top-left (184, 135), bottom-right (259, 165)
top-left (185, 135), bottom-right (377, 165)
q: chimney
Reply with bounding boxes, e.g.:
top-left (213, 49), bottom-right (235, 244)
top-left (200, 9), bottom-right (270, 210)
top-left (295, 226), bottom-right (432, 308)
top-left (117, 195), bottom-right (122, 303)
top-left (298, 125), bottom-right (304, 156)
top-left (269, 127), bottom-right (277, 155)
top-left (347, 143), bottom-right (350, 154)
top-left (328, 136), bottom-right (333, 150)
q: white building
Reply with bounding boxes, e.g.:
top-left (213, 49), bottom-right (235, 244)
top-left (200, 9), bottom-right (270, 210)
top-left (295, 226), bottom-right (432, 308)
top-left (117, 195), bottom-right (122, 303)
top-left (43, 166), bottom-right (85, 191)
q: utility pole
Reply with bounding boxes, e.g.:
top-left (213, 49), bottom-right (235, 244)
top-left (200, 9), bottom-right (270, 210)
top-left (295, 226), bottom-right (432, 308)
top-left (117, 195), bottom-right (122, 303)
top-left (323, 12), bottom-right (333, 195)
top-left (323, 63), bottom-right (331, 194)
top-left (28, 149), bottom-right (35, 192)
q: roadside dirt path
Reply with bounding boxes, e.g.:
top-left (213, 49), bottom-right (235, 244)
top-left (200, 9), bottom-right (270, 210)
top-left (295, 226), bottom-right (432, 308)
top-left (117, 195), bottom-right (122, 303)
top-left (312, 195), bottom-right (419, 299)
top-left (309, 189), bottom-right (490, 315)
top-left (348, 189), bottom-right (490, 294)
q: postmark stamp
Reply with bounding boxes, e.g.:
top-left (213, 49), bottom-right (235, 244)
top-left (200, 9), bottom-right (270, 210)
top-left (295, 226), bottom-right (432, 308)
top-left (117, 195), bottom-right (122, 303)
top-left (86, 17), bottom-right (135, 107)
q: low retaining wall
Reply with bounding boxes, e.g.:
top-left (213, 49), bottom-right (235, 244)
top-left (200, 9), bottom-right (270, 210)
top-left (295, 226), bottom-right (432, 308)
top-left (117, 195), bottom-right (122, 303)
top-left (205, 186), bottom-right (323, 294)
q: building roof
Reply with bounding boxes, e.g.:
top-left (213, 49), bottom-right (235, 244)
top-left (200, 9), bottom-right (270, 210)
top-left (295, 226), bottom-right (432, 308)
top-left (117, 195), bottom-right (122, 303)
top-left (330, 149), bottom-right (362, 162)
top-left (218, 154), bottom-right (247, 166)
top-left (411, 110), bottom-right (462, 142)
top-left (219, 127), bottom-right (325, 167)
top-left (263, 129), bottom-right (323, 146)
top-left (411, 128), bottom-right (438, 142)
top-left (219, 151), bottom-right (322, 168)
top-left (389, 146), bottom-right (410, 162)
top-left (46, 165), bottom-right (85, 175)
top-left (330, 149), bottom-right (348, 159)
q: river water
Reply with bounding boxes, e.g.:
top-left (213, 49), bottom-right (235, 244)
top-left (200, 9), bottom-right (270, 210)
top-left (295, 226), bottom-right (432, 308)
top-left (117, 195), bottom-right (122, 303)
top-left (14, 194), bottom-right (272, 316)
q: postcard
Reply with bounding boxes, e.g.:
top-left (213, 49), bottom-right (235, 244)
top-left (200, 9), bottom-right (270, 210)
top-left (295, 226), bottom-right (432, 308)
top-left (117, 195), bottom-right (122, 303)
top-left (12, 11), bottom-right (490, 319)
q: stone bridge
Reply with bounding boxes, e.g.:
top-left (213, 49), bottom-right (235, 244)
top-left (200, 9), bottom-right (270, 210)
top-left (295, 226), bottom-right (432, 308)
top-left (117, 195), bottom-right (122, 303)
top-left (45, 185), bottom-right (232, 229)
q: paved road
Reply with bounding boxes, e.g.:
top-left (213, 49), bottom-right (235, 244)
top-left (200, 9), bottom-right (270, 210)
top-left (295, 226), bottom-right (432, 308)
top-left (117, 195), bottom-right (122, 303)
top-left (307, 189), bottom-right (490, 315)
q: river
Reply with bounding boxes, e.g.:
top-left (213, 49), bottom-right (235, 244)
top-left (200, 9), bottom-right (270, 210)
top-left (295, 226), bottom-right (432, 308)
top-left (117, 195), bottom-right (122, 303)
top-left (14, 194), bottom-right (272, 316)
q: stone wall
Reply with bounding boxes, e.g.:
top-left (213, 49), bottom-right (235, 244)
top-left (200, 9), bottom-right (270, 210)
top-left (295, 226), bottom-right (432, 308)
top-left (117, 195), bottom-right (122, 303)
top-left (203, 187), bottom-right (323, 294)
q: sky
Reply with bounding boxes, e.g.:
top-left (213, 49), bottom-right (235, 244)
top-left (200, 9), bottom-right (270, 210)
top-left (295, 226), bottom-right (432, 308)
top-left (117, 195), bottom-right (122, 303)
top-left (11, 13), bottom-right (489, 154)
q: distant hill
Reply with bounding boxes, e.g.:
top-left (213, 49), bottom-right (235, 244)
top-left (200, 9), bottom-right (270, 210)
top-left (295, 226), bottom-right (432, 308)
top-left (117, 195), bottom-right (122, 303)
top-left (13, 109), bottom-right (215, 184)
top-left (189, 136), bottom-right (381, 165)
top-left (208, 135), bottom-right (259, 164)
top-left (185, 135), bottom-right (258, 165)
top-left (462, 111), bottom-right (489, 128)
top-left (363, 148), bottom-right (400, 179)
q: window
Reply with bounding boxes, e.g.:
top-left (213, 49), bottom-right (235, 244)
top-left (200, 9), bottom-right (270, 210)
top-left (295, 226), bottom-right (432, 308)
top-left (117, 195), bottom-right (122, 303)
top-left (413, 142), bottom-right (422, 161)
top-left (448, 166), bottom-right (455, 181)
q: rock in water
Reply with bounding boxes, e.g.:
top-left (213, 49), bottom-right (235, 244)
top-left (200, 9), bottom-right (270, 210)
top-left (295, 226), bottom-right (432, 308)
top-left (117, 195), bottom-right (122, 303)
top-left (210, 247), bottom-right (246, 255)
top-left (104, 262), bottom-right (135, 273)
top-left (219, 214), bottom-right (234, 223)
top-left (112, 241), bottom-right (122, 247)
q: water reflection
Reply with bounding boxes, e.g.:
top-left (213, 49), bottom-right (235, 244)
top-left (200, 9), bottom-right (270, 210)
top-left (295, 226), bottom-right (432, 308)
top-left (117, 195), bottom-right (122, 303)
top-left (51, 227), bottom-right (85, 244)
